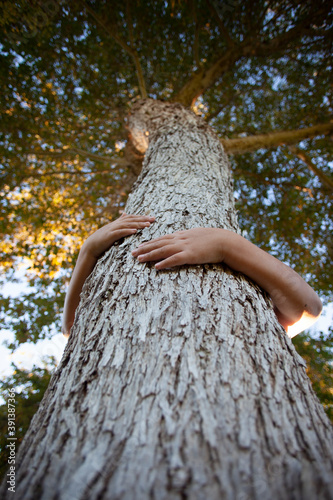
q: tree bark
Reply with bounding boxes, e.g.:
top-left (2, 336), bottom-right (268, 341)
top-left (2, 100), bottom-right (332, 500)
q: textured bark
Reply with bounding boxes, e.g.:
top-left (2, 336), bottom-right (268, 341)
top-left (2, 100), bottom-right (332, 500)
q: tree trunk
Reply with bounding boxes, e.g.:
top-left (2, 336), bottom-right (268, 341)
top-left (2, 100), bottom-right (332, 500)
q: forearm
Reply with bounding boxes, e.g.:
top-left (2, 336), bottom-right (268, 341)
top-left (61, 213), bottom-right (156, 337)
top-left (62, 246), bottom-right (97, 337)
top-left (132, 226), bottom-right (322, 337)
top-left (222, 230), bottom-right (322, 334)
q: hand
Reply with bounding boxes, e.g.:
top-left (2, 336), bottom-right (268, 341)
top-left (82, 212), bottom-right (155, 259)
top-left (131, 227), bottom-right (226, 269)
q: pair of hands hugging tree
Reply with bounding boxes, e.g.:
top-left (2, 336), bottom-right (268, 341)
top-left (62, 213), bottom-right (322, 339)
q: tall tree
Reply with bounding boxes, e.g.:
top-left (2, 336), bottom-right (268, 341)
top-left (1, 98), bottom-right (333, 500)
top-left (0, 0), bottom-right (332, 299)
top-left (0, 0), bottom-right (332, 497)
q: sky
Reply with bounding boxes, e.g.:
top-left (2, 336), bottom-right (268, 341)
top-left (0, 269), bottom-right (67, 379)
top-left (1, 273), bottom-right (332, 380)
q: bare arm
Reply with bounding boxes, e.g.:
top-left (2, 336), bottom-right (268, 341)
top-left (62, 213), bottom-right (155, 337)
top-left (131, 228), bottom-right (322, 337)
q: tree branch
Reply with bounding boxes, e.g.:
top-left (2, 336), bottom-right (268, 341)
top-left (126, 0), bottom-right (147, 98)
top-left (288, 146), bottom-right (333, 192)
top-left (82, 1), bottom-right (147, 98)
top-left (207, 0), bottom-right (235, 48)
top-left (71, 147), bottom-right (128, 164)
top-left (171, 47), bottom-right (241, 106)
top-left (255, 5), bottom-right (328, 58)
top-left (172, 5), bottom-right (328, 107)
top-left (233, 168), bottom-right (314, 195)
top-left (28, 147), bottom-right (129, 165)
top-left (191, 0), bottom-right (201, 68)
top-left (221, 122), bottom-right (333, 154)
top-left (26, 169), bottom-right (112, 177)
top-left (82, 1), bottom-right (132, 56)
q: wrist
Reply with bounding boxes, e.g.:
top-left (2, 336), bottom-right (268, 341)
top-left (80, 240), bottom-right (99, 262)
top-left (216, 228), bottom-right (239, 264)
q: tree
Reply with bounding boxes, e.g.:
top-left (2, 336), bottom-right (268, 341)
top-left (0, 0), bottom-right (333, 497)
top-left (0, 0), bottom-right (332, 296)
top-left (1, 98), bottom-right (333, 499)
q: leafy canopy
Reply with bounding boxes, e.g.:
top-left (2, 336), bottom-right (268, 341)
top-left (0, 0), bottom-right (332, 343)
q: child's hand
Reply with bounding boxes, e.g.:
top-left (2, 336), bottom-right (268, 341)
top-left (83, 213), bottom-right (155, 259)
top-left (131, 228), bottom-right (226, 270)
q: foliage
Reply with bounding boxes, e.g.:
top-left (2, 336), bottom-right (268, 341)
top-left (0, 0), bottom-right (332, 450)
top-left (292, 329), bottom-right (333, 422)
top-left (0, 0), bottom-right (332, 292)
top-left (0, 277), bottom-right (65, 348)
top-left (0, 363), bottom-right (53, 481)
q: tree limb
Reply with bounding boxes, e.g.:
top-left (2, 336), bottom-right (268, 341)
top-left (82, 1), bottom-right (132, 56)
top-left (26, 169), bottom-right (112, 177)
top-left (288, 146), bottom-right (333, 192)
top-left (82, 1), bottom-right (147, 98)
top-left (126, 0), bottom-right (147, 98)
top-left (172, 5), bottom-right (328, 107)
top-left (221, 122), bottom-right (333, 154)
top-left (233, 167), bottom-right (314, 195)
top-left (28, 147), bottom-right (129, 165)
top-left (206, 0), bottom-right (235, 48)
top-left (71, 147), bottom-right (129, 164)
top-left (191, 0), bottom-right (201, 68)
top-left (171, 47), bottom-right (241, 106)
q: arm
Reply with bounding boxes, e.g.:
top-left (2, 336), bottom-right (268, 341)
top-left (131, 228), bottom-right (322, 337)
top-left (62, 213), bottom-right (155, 338)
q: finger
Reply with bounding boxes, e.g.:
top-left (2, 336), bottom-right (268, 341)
top-left (121, 214), bottom-right (155, 222)
top-left (132, 238), bottom-right (174, 256)
top-left (110, 221), bottom-right (160, 240)
top-left (155, 252), bottom-right (187, 270)
top-left (108, 228), bottom-right (138, 241)
top-left (117, 221), bottom-right (152, 230)
top-left (137, 233), bottom-right (177, 247)
top-left (136, 244), bottom-right (181, 263)
top-left (111, 220), bottom-right (155, 234)
top-left (135, 233), bottom-right (178, 250)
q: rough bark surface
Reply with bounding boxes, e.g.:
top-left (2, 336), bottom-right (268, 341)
top-left (2, 100), bottom-right (332, 500)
